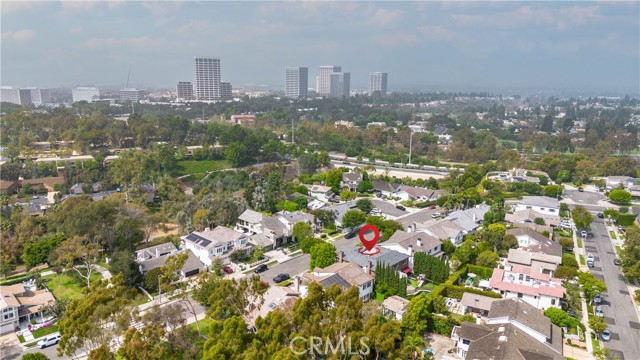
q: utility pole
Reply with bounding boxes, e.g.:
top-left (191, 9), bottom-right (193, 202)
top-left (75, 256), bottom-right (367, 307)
top-left (291, 117), bottom-right (295, 144)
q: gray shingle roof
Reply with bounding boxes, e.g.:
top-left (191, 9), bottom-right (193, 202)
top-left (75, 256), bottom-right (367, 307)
top-left (520, 196), bottom-right (560, 209)
top-left (340, 245), bottom-right (408, 271)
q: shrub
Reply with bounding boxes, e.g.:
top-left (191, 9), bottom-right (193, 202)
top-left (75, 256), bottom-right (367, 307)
top-left (466, 265), bottom-right (494, 279)
top-left (617, 213), bottom-right (636, 226)
top-left (443, 285), bottom-right (502, 300)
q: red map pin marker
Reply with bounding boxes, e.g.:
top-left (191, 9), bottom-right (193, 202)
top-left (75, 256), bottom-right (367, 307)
top-left (359, 224), bottom-right (380, 251)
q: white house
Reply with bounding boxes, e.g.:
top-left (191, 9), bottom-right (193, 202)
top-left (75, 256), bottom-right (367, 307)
top-left (414, 219), bottom-right (465, 246)
top-left (489, 267), bottom-right (565, 310)
top-left (181, 227), bottom-right (249, 266)
top-left (309, 185), bottom-right (333, 201)
top-left (512, 196), bottom-right (560, 217)
top-left (382, 295), bottom-right (410, 320)
top-left (341, 172), bottom-right (362, 192)
top-left (382, 230), bottom-right (443, 268)
top-left (1, 283), bottom-right (55, 334)
top-left (136, 242), bottom-right (205, 278)
top-left (372, 180), bottom-right (402, 197)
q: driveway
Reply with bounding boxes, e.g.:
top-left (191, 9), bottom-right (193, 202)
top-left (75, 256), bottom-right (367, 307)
top-left (587, 218), bottom-right (640, 360)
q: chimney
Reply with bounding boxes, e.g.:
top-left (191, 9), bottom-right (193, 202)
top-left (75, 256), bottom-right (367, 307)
top-left (294, 276), bottom-right (300, 293)
top-left (473, 213), bottom-right (477, 222)
top-left (408, 245), bottom-right (413, 255)
top-left (339, 251), bottom-right (344, 263)
top-left (204, 226), bottom-right (210, 232)
top-left (417, 238), bottom-right (422, 247)
top-left (367, 261), bottom-right (373, 275)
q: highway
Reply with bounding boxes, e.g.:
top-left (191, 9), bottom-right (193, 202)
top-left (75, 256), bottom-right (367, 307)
top-left (330, 160), bottom-right (448, 180)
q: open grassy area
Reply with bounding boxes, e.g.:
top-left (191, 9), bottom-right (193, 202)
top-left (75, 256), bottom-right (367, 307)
top-left (189, 317), bottom-right (213, 336)
top-left (173, 159), bottom-right (231, 176)
top-left (577, 238), bottom-right (583, 248)
top-left (42, 271), bottom-right (102, 301)
top-left (616, 245), bottom-right (622, 255)
top-left (579, 255), bottom-right (586, 265)
top-left (609, 231), bottom-right (617, 240)
top-left (31, 324), bottom-right (59, 339)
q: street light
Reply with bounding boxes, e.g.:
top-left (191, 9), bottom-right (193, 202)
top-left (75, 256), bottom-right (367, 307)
top-left (408, 130), bottom-right (414, 165)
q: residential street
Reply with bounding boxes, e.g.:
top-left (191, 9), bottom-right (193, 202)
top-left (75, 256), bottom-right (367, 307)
top-left (587, 218), bottom-right (640, 360)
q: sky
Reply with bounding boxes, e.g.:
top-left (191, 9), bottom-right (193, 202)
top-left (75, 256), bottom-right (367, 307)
top-left (1, 1), bottom-right (639, 95)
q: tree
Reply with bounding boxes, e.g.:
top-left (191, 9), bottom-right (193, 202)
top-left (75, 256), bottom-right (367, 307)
top-left (225, 142), bottom-right (249, 167)
top-left (292, 222), bottom-right (313, 241)
top-left (324, 168), bottom-right (343, 194)
top-left (620, 225), bottom-right (640, 280)
top-left (109, 250), bottom-right (143, 288)
top-left (356, 198), bottom-right (373, 214)
top-left (577, 271), bottom-right (607, 302)
top-left (160, 253), bottom-right (203, 336)
top-left (375, 262), bottom-right (406, 297)
top-left (544, 307), bottom-right (581, 329)
top-left (49, 236), bottom-right (101, 287)
top-left (300, 237), bottom-right (323, 254)
top-left (339, 190), bottom-right (357, 201)
top-left (143, 268), bottom-right (163, 291)
top-left (413, 253), bottom-right (449, 284)
top-left (589, 315), bottom-right (607, 337)
top-left (118, 324), bottom-right (165, 360)
top-left (192, 208), bottom-right (210, 232)
top-left (609, 189), bottom-right (631, 204)
top-left (317, 151), bottom-right (330, 167)
top-left (309, 242), bottom-right (337, 269)
top-left (22, 233), bottom-right (65, 269)
top-left (571, 205), bottom-right (593, 230)
top-left (534, 217), bottom-right (546, 225)
top-left (342, 209), bottom-right (366, 232)
top-left (476, 251), bottom-right (499, 267)
top-left (298, 152), bottom-right (319, 175)
top-left (559, 237), bottom-right (574, 248)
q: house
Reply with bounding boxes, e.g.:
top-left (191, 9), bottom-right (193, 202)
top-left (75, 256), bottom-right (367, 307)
top-left (0, 180), bottom-right (19, 194)
top-left (510, 221), bottom-right (554, 235)
top-left (341, 171), bottom-right (362, 192)
top-left (1, 283), bottom-right (55, 334)
top-left (382, 295), bottom-right (410, 320)
top-left (506, 228), bottom-right (560, 256)
top-left (308, 184), bottom-right (333, 201)
top-left (605, 176), bottom-right (638, 190)
top-left (396, 186), bottom-right (433, 201)
top-left (460, 293), bottom-right (498, 317)
top-left (371, 180), bottom-right (402, 197)
top-left (414, 219), bottom-right (465, 246)
top-left (445, 205), bottom-right (491, 234)
top-left (451, 298), bottom-right (563, 360)
top-left (236, 209), bottom-right (288, 250)
top-left (137, 246), bottom-right (205, 279)
top-left (340, 246), bottom-right (410, 275)
top-left (382, 230), bottom-right (443, 267)
top-left (275, 210), bottom-right (316, 237)
top-left (505, 208), bottom-right (561, 228)
top-left (511, 196), bottom-right (560, 217)
top-left (19, 177), bottom-right (65, 193)
top-left (248, 281), bottom-right (300, 325)
top-left (135, 242), bottom-right (178, 262)
top-left (321, 200), bottom-right (358, 228)
top-left (489, 267), bottom-right (565, 310)
top-left (397, 210), bottom-right (440, 230)
top-left (181, 227), bottom-right (250, 266)
top-left (230, 114), bottom-right (256, 126)
top-left (17, 196), bottom-right (50, 216)
top-left (506, 249), bottom-right (562, 277)
top-left (303, 261), bottom-right (375, 301)
top-left (69, 183), bottom-right (85, 195)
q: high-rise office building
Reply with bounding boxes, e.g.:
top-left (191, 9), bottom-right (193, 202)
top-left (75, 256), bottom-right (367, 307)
top-left (329, 72), bottom-right (350, 98)
top-left (285, 67), bottom-right (308, 98)
top-left (194, 57), bottom-right (221, 100)
top-left (26, 88), bottom-right (50, 105)
top-left (1, 87), bottom-right (32, 105)
top-left (317, 65), bottom-right (341, 96)
top-left (369, 72), bottom-right (388, 95)
top-left (176, 81), bottom-right (193, 100)
top-left (221, 82), bottom-right (232, 99)
top-left (72, 87), bottom-right (101, 102)
top-left (119, 88), bottom-right (145, 101)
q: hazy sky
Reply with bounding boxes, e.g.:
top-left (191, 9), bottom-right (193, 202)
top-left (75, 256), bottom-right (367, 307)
top-left (2, 1), bottom-right (639, 94)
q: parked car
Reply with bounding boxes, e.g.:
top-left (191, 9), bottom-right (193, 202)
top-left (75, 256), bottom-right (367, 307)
top-left (395, 205), bottom-right (406, 211)
top-left (222, 265), bottom-right (234, 274)
top-left (613, 258), bottom-right (621, 266)
top-left (581, 230), bottom-right (588, 238)
top-left (587, 260), bottom-right (594, 269)
top-left (38, 333), bottom-right (61, 349)
top-left (254, 264), bottom-right (268, 273)
top-left (564, 246), bottom-right (574, 253)
top-left (428, 205), bottom-right (437, 210)
top-left (618, 225), bottom-right (626, 232)
top-left (598, 213), bottom-right (604, 218)
top-left (344, 232), bottom-right (356, 239)
top-left (595, 305), bottom-right (604, 317)
top-left (328, 198), bottom-right (340, 203)
top-left (587, 253), bottom-right (594, 261)
top-left (601, 329), bottom-right (611, 341)
top-left (566, 310), bottom-right (578, 318)
top-left (578, 187), bottom-right (584, 192)
top-left (273, 273), bottom-right (290, 283)
top-left (593, 294), bottom-right (602, 304)
top-left (432, 213), bottom-right (441, 218)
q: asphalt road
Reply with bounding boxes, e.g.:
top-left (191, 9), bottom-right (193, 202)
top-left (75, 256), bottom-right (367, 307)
top-left (586, 218), bottom-right (640, 360)
top-left (258, 234), bottom-right (362, 284)
top-left (564, 189), bottom-right (606, 205)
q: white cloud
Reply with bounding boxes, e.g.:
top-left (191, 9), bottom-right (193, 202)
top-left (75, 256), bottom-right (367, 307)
top-left (369, 8), bottom-right (404, 27)
top-left (142, 1), bottom-right (183, 17)
top-left (418, 25), bottom-right (458, 42)
top-left (0, 1), bottom-right (38, 14)
top-left (452, 5), bottom-right (602, 30)
top-left (81, 36), bottom-right (168, 49)
top-left (60, 0), bottom-right (99, 13)
top-left (1, 29), bottom-right (37, 43)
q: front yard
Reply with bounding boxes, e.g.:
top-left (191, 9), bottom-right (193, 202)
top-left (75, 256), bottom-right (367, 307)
top-left (42, 271), bottom-right (102, 301)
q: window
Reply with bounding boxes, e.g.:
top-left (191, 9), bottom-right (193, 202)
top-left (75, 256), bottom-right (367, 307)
top-left (540, 208), bottom-right (545, 211)
top-left (551, 299), bottom-right (556, 305)
top-left (525, 276), bottom-right (530, 282)
top-left (462, 339), bottom-right (471, 345)
top-left (549, 209), bottom-right (556, 213)
top-left (518, 274), bottom-right (524, 281)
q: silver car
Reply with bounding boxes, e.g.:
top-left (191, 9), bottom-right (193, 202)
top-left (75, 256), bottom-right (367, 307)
top-left (601, 329), bottom-right (611, 341)
top-left (595, 305), bottom-right (604, 317)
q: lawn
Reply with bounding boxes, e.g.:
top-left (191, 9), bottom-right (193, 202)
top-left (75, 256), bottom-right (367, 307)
top-left (42, 271), bottom-right (102, 301)
top-left (616, 245), bottom-right (622, 255)
top-left (609, 231), bottom-right (617, 240)
top-left (173, 159), bottom-right (231, 176)
top-left (577, 238), bottom-right (583, 248)
top-left (579, 255), bottom-right (586, 265)
top-left (189, 317), bottom-right (213, 336)
top-left (31, 324), bottom-right (59, 339)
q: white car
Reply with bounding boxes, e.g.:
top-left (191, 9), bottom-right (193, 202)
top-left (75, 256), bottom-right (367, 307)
top-left (595, 306), bottom-right (604, 317)
top-left (581, 230), bottom-right (588, 237)
top-left (432, 213), bottom-right (441, 218)
top-left (587, 253), bottom-right (594, 261)
top-left (37, 333), bottom-right (61, 349)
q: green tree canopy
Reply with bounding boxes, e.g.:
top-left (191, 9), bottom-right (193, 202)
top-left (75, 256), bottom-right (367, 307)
top-left (309, 242), bottom-right (337, 269)
top-left (571, 205), bottom-right (593, 230)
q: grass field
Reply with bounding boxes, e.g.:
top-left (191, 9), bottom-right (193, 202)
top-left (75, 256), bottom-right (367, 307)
top-left (42, 271), bottom-right (102, 301)
top-left (577, 238), bottom-right (583, 248)
top-left (609, 231), bottom-right (617, 240)
top-left (579, 255), bottom-right (586, 265)
top-left (173, 159), bottom-right (231, 176)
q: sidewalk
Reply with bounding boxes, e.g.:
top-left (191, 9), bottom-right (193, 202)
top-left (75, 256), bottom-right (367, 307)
top-left (571, 223), bottom-right (594, 356)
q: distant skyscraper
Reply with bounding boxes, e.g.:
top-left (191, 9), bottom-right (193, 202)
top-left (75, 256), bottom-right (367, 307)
top-left (1, 87), bottom-right (32, 105)
top-left (119, 88), bottom-right (145, 101)
top-left (285, 67), bottom-right (308, 98)
top-left (72, 87), bottom-right (100, 102)
top-left (176, 81), bottom-right (193, 100)
top-left (318, 65), bottom-right (341, 96)
top-left (369, 72), bottom-right (388, 95)
top-left (26, 88), bottom-right (50, 105)
top-left (329, 72), bottom-right (350, 98)
top-left (194, 57), bottom-right (221, 100)
top-left (220, 82), bottom-right (232, 99)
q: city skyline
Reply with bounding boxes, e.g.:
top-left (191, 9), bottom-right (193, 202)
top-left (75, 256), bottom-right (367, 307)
top-left (1, 1), bottom-right (639, 94)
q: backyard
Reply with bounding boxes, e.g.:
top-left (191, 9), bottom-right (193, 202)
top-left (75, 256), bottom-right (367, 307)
top-left (42, 271), bottom-right (102, 301)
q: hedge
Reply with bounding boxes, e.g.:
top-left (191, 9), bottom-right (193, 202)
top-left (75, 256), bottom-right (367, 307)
top-left (428, 314), bottom-right (456, 336)
top-left (0, 274), bottom-right (32, 286)
top-left (444, 285), bottom-right (503, 300)
top-left (616, 213), bottom-right (636, 226)
top-left (466, 265), bottom-right (494, 279)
